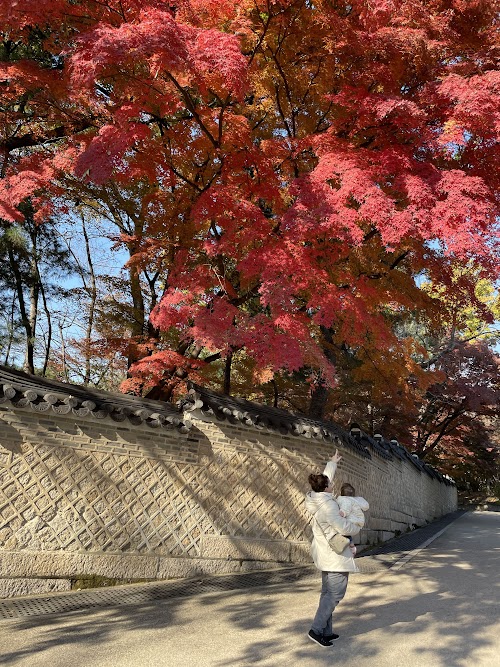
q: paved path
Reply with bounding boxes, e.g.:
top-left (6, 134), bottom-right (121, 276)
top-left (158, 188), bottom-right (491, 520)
top-left (1, 511), bottom-right (499, 667)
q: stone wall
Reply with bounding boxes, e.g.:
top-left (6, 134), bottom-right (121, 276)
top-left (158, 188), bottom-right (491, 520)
top-left (0, 403), bottom-right (457, 598)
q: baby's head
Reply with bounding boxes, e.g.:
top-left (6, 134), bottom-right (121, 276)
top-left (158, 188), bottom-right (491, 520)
top-left (341, 482), bottom-right (355, 497)
top-left (309, 473), bottom-right (331, 493)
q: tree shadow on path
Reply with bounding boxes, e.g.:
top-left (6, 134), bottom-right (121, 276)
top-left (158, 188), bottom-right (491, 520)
top-left (0, 513), bottom-right (498, 667)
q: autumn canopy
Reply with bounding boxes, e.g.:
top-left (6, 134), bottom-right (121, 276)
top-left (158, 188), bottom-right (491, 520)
top-left (0, 0), bottom-right (499, 481)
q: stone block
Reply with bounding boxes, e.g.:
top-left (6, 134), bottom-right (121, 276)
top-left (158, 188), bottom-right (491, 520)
top-left (289, 542), bottom-right (311, 564)
top-left (0, 551), bottom-right (159, 580)
top-left (354, 530), bottom-right (368, 545)
top-left (389, 510), bottom-right (413, 523)
top-left (0, 577), bottom-right (71, 599)
top-left (390, 521), bottom-right (409, 533)
top-left (201, 536), bottom-right (291, 562)
top-left (156, 557), bottom-right (240, 579)
top-left (363, 530), bottom-right (380, 546)
top-left (367, 518), bottom-right (392, 531)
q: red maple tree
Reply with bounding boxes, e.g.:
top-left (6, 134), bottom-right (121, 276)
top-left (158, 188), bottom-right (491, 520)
top-left (1, 0), bottom-right (499, 406)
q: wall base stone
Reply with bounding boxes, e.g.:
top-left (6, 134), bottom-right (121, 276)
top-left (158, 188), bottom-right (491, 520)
top-left (390, 521), bottom-right (410, 533)
top-left (381, 531), bottom-right (396, 542)
top-left (156, 557), bottom-right (289, 579)
top-left (0, 551), bottom-right (159, 580)
top-left (369, 518), bottom-right (392, 531)
top-left (289, 542), bottom-right (311, 563)
top-left (0, 578), bottom-right (71, 598)
top-left (201, 536), bottom-right (291, 562)
top-left (362, 530), bottom-right (381, 545)
top-left (0, 551), bottom-right (308, 596)
top-left (156, 557), bottom-right (241, 579)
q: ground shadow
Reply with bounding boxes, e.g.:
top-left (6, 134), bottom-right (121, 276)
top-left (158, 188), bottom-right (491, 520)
top-left (1, 511), bottom-right (498, 667)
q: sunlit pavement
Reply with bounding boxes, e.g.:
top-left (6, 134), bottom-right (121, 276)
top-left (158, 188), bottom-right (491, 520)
top-left (0, 511), bottom-right (498, 667)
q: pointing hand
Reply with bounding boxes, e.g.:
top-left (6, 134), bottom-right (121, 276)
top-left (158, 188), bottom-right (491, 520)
top-left (331, 449), bottom-right (342, 464)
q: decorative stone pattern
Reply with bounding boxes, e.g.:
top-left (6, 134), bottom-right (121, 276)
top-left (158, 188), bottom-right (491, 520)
top-left (0, 367), bottom-right (457, 598)
top-left (0, 409), bottom-right (208, 557)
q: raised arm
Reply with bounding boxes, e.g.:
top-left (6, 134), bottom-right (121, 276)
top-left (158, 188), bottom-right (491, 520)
top-left (323, 449), bottom-right (341, 485)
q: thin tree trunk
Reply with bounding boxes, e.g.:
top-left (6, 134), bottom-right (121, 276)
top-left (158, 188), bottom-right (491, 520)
top-left (29, 228), bottom-right (52, 377)
top-left (27, 279), bottom-right (38, 373)
top-left (26, 225), bottom-right (40, 374)
top-left (127, 262), bottom-right (145, 369)
top-left (272, 378), bottom-right (279, 408)
top-left (7, 244), bottom-right (35, 373)
top-left (145, 269), bottom-right (161, 339)
top-left (224, 349), bottom-right (233, 395)
top-left (82, 218), bottom-right (97, 385)
top-left (39, 279), bottom-right (52, 376)
top-left (3, 294), bottom-right (17, 365)
top-left (59, 321), bottom-right (69, 382)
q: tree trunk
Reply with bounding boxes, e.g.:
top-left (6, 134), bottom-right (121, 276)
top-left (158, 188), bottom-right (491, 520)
top-left (82, 218), bottom-right (97, 385)
top-left (7, 244), bottom-right (35, 374)
top-left (27, 277), bottom-right (38, 373)
top-left (272, 378), bottom-right (279, 408)
top-left (59, 321), bottom-right (69, 382)
top-left (308, 326), bottom-right (337, 420)
top-left (223, 349), bottom-right (233, 395)
top-left (308, 382), bottom-right (328, 420)
top-left (39, 279), bottom-right (52, 376)
top-left (3, 294), bottom-right (17, 365)
top-left (127, 259), bottom-right (145, 370)
top-left (145, 269), bottom-right (161, 339)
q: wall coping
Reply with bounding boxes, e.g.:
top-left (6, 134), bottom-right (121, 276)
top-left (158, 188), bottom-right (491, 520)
top-left (0, 364), bottom-right (190, 433)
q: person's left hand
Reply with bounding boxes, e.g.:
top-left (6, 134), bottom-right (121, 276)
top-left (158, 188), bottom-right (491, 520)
top-left (331, 449), bottom-right (342, 464)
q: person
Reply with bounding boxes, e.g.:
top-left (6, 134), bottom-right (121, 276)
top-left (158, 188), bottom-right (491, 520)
top-left (305, 470), bottom-right (361, 648)
top-left (324, 451), bottom-right (369, 555)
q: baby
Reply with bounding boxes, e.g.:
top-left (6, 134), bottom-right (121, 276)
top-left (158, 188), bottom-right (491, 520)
top-left (323, 450), bottom-right (369, 555)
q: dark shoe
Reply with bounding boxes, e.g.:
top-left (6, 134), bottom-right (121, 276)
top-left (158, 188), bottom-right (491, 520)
top-left (324, 633), bottom-right (340, 641)
top-left (308, 630), bottom-right (333, 647)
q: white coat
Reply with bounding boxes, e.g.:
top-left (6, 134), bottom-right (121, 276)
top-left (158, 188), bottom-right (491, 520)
top-left (304, 491), bottom-right (360, 573)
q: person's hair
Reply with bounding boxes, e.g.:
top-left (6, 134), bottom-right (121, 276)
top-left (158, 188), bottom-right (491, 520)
top-left (341, 482), bottom-right (355, 496)
top-left (309, 473), bottom-right (330, 492)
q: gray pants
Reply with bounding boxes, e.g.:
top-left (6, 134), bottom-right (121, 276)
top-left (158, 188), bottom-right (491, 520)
top-left (311, 571), bottom-right (349, 636)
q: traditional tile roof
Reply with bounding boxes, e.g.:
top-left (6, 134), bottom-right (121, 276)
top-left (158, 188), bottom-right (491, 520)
top-left (0, 365), bottom-right (191, 432)
top-left (351, 430), bottom-right (393, 461)
top-left (376, 435), bottom-right (452, 484)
